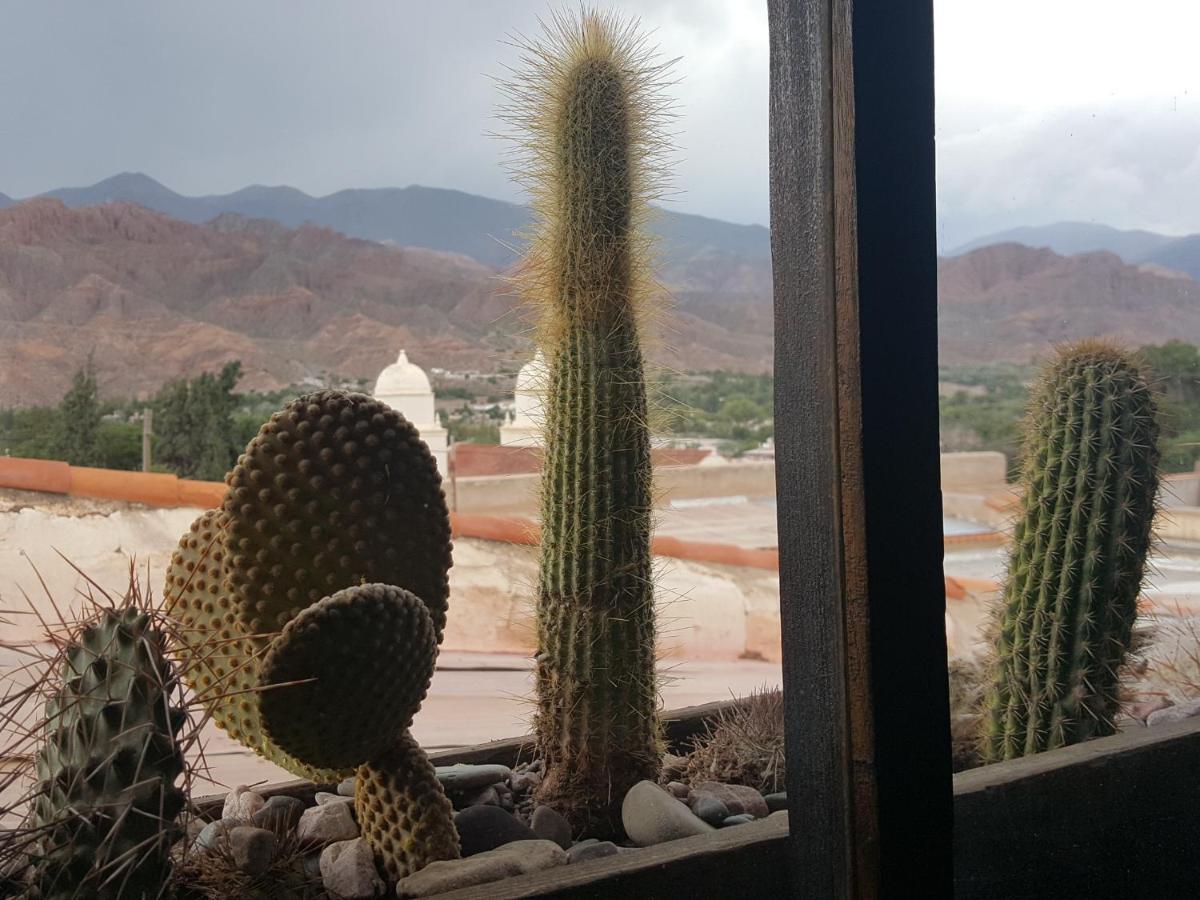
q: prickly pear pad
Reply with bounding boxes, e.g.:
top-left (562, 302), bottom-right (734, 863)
top-left (259, 584), bottom-right (438, 770)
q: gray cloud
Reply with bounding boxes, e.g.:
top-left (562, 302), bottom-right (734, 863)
top-left (0, 1), bottom-right (769, 225)
top-left (937, 98), bottom-right (1200, 248)
top-left (4, 2), bottom-right (1196, 247)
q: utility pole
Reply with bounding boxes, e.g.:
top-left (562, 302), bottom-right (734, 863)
top-left (142, 407), bottom-right (153, 472)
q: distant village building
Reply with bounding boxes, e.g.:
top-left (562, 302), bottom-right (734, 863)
top-left (500, 351), bottom-right (547, 447)
top-left (373, 349), bottom-right (448, 474)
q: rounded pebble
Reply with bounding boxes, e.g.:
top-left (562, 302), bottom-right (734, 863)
top-left (229, 825), bottom-right (276, 875)
top-left (252, 795), bottom-right (305, 834)
top-left (454, 804), bottom-right (537, 856)
top-left (568, 841), bottom-right (620, 864)
top-left (691, 795), bottom-right (731, 826)
top-left (437, 764), bottom-right (513, 792)
top-left (530, 806), bottom-right (573, 850)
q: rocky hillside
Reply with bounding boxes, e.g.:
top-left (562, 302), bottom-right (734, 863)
top-left (0, 200), bottom-right (772, 406)
top-left (938, 243), bottom-right (1200, 364)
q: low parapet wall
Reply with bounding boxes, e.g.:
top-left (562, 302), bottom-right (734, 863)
top-left (0, 456), bottom-right (226, 508)
top-left (0, 457), bottom-right (779, 574)
top-left (454, 461), bottom-right (777, 514)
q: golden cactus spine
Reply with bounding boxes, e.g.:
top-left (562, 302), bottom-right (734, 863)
top-left (504, 10), bottom-right (671, 835)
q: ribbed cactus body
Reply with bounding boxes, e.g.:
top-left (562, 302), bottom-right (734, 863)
top-left (982, 342), bottom-right (1160, 762)
top-left (29, 607), bottom-right (186, 899)
top-left (511, 13), bottom-right (666, 835)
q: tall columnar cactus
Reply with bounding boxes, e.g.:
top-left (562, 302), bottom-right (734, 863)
top-left (982, 341), bottom-right (1160, 762)
top-left (165, 390), bottom-right (458, 880)
top-left (504, 11), bottom-right (669, 834)
top-left (27, 605), bottom-right (187, 900)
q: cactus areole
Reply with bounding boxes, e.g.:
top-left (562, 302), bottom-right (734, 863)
top-left (508, 12), bottom-right (668, 835)
top-left (982, 341), bottom-right (1160, 762)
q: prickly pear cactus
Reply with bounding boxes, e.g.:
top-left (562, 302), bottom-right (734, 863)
top-left (356, 730), bottom-right (460, 881)
top-left (165, 389), bottom-right (459, 881)
top-left (982, 341), bottom-right (1160, 761)
top-left (504, 10), bottom-right (669, 835)
top-left (28, 606), bottom-right (187, 900)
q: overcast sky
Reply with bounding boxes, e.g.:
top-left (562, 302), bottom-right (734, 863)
top-left (1, 1), bottom-right (1197, 248)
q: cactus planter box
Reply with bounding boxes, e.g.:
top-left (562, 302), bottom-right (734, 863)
top-left (188, 709), bottom-right (1200, 899)
top-left (189, 698), bottom-right (795, 898)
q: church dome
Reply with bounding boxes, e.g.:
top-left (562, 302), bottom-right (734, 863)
top-left (513, 351), bottom-right (548, 422)
top-left (374, 349), bottom-right (432, 397)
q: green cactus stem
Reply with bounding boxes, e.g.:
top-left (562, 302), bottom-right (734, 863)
top-left (258, 584), bottom-right (437, 771)
top-left (504, 10), bottom-right (670, 835)
top-left (27, 605), bottom-right (187, 900)
top-left (982, 341), bottom-right (1160, 762)
top-left (355, 730), bottom-right (460, 882)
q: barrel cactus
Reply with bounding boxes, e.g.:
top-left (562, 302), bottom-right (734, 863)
top-left (982, 341), bottom-right (1160, 762)
top-left (165, 390), bottom-right (458, 880)
top-left (503, 10), bottom-right (670, 835)
top-left (17, 597), bottom-right (190, 899)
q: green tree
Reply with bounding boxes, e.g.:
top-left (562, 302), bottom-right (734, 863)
top-left (153, 362), bottom-right (243, 480)
top-left (54, 358), bottom-right (102, 465)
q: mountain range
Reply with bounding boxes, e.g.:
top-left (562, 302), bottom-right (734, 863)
top-left (948, 221), bottom-right (1200, 281)
top-left (0, 173), bottom-right (769, 271)
top-left (0, 199), bottom-right (772, 406)
top-left (937, 242), bottom-right (1200, 365)
top-left (1, 173), bottom-right (1199, 407)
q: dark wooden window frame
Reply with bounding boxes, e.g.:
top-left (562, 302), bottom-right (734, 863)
top-left (770, 0), bottom-right (951, 895)
top-left (769, 2), bottom-right (1200, 899)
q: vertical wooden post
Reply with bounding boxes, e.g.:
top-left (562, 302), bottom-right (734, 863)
top-left (768, 1), bottom-right (951, 896)
top-left (141, 407), bottom-right (153, 473)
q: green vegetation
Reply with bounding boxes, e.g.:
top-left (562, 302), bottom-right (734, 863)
top-left (1140, 340), bottom-right (1200, 471)
top-left (0, 358), bottom-right (146, 470)
top-left (152, 361), bottom-right (244, 480)
top-left (982, 342), bottom-right (1160, 760)
top-left (941, 343), bottom-right (1200, 476)
top-left (55, 356), bottom-right (103, 466)
top-left (660, 371), bottom-right (774, 455)
top-left (446, 418), bottom-right (500, 444)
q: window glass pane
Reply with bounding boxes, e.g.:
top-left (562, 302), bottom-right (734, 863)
top-left (0, 5), bottom-right (784, 860)
top-left (937, 0), bottom-right (1200, 769)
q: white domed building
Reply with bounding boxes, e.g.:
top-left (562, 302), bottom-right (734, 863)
top-left (373, 350), bottom-right (448, 474)
top-left (500, 351), bottom-right (548, 447)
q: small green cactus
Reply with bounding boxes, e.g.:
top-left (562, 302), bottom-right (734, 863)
top-left (502, 10), bottom-right (670, 835)
top-left (26, 604), bottom-right (188, 899)
top-left (982, 341), bottom-right (1160, 761)
top-left (165, 390), bottom-right (459, 881)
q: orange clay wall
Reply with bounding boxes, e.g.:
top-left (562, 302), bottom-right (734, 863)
top-left (0, 457), bottom-right (994, 589)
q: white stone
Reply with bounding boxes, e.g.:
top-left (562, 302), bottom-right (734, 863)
top-left (394, 840), bottom-right (566, 897)
top-left (222, 785), bottom-right (265, 822)
top-left (621, 780), bottom-right (714, 847)
top-left (320, 838), bottom-right (385, 899)
top-left (1147, 697), bottom-right (1200, 727)
top-left (297, 801), bottom-right (360, 845)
